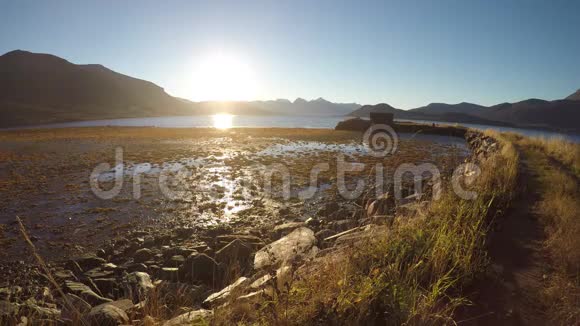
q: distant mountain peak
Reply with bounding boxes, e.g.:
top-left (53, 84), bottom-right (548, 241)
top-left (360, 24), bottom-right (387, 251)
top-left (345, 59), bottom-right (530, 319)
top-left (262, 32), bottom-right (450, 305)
top-left (565, 89), bottom-right (580, 101)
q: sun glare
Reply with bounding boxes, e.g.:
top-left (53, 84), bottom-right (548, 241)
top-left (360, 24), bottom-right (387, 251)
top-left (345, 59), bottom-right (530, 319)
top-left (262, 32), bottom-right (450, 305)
top-left (212, 113), bottom-right (234, 129)
top-left (190, 53), bottom-right (259, 101)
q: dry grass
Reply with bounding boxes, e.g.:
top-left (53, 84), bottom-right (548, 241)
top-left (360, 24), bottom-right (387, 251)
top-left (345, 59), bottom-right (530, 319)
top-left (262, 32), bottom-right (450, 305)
top-left (511, 135), bottom-right (580, 324)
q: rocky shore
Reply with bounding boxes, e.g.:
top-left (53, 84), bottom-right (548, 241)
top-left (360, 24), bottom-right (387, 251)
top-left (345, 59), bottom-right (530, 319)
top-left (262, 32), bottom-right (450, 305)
top-left (0, 127), bottom-right (496, 325)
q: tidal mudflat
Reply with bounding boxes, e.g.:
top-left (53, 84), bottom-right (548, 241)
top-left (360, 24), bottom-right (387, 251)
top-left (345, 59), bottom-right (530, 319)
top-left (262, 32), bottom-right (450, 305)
top-left (0, 127), bottom-right (466, 286)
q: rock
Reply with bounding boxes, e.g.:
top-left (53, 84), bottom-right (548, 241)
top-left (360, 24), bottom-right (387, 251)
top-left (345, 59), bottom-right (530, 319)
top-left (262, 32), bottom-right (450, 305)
top-left (203, 277), bottom-right (249, 307)
top-left (127, 263), bottom-right (148, 273)
top-left (124, 272), bottom-right (154, 301)
top-left (178, 254), bottom-right (219, 285)
top-left (305, 217), bottom-right (321, 228)
top-left (134, 248), bottom-right (154, 263)
top-left (162, 247), bottom-right (197, 260)
top-left (329, 219), bottom-right (358, 233)
top-left (273, 222), bottom-right (305, 239)
top-left (366, 194), bottom-right (394, 217)
top-left (53, 269), bottom-right (77, 282)
top-left (65, 281), bottom-right (113, 306)
top-left (167, 255), bottom-right (186, 267)
top-left (61, 293), bottom-right (92, 321)
top-left (254, 227), bottom-right (316, 270)
top-left (163, 309), bottom-right (213, 326)
top-left (85, 303), bottom-right (129, 326)
top-left (159, 267), bottom-right (179, 281)
top-left (317, 202), bottom-right (340, 217)
top-left (105, 299), bottom-right (135, 313)
top-left (84, 267), bottom-right (114, 279)
top-left (250, 265), bottom-right (292, 291)
top-left (214, 239), bottom-right (252, 266)
top-left (93, 278), bottom-right (117, 297)
top-left (315, 229), bottom-right (335, 242)
top-left (73, 255), bottom-right (107, 270)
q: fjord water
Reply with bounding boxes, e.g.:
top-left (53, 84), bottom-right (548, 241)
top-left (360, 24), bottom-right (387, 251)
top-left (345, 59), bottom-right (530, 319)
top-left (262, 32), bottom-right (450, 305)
top-left (9, 115), bottom-right (580, 142)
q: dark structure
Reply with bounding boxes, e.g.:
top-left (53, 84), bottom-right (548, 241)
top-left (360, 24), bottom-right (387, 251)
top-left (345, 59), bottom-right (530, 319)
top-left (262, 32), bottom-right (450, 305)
top-left (370, 112), bottom-right (394, 125)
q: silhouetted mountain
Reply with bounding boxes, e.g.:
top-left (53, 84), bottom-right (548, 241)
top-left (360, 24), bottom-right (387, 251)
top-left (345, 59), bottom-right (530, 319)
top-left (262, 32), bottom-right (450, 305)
top-left (0, 50), bottom-right (193, 127)
top-left (476, 99), bottom-right (580, 131)
top-left (566, 89), bottom-right (580, 101)
top-left (348, 103), bottom-right (510, 126)
top-left (410, 102), bottom-right (486, 114)
top-left (348, 103), bottom-right (403, 117)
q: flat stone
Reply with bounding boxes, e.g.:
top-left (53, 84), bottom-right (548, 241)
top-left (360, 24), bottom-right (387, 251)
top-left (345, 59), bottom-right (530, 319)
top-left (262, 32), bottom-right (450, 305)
top-left (254, 227), bottom-right (316, 270)
top-left (73, 255), bottom-right (107, 270)
top-left (65, 281), bottom-right (113, 306)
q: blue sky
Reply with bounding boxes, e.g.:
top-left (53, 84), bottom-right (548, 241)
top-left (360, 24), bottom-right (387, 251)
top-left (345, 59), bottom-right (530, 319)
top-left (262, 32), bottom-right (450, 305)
top-left (1, 0), bottom-right (579, 108)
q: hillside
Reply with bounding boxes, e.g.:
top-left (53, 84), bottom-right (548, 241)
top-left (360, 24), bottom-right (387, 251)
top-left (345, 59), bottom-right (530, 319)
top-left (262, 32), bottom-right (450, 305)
top-left (349, 103), bottom-right (513, 126)
top-left (0, 50), bottom-right (193, 127)
top-left (411, 102), bottom-right (487, 115)
top-left (477, 99), bottom-right (580, 131)
top-left (352, 97), bottom-right (580, 132)
top-left (566, 89), bottom-right (580, 101)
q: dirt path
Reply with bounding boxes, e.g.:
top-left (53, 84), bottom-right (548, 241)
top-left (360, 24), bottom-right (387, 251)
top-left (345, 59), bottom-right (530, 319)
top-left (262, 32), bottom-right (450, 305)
top-left (461, 145), bottom-right (550, 325)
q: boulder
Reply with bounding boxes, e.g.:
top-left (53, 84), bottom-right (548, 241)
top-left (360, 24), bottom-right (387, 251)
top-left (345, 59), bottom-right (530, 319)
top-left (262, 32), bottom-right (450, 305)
top-left (163, 309), bottom-right (213, 326)
top-left (134, 248), bottom-right (154, 263)
top-left (178, 254), bottom-right (219, 285)
top-left (254, 227), bottom-right (316, 270)
top-left (124, 272), bottom-right (154, 301)
top-left (203, 277), bottom-right (249, 307)
top-left (85, 303), bottom-right (129, 326)
top-left (214, 239), bottom-right (252, 266)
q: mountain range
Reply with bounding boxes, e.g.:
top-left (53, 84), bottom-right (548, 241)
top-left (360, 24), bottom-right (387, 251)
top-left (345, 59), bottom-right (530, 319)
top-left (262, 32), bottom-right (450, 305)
top-left (0, 50), bottom-right (578, 132)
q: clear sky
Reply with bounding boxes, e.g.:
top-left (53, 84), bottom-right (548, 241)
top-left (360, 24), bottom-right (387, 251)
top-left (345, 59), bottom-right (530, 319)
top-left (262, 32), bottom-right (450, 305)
top-left (1, 0), bottom-right (579, 108)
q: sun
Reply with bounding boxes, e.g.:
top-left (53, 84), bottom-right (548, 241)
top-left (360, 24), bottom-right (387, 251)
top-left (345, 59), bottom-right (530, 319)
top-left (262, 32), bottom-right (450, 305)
top-left (189, 53), bottom-right (259, 101)
top-left (212, 113), bottom-right (234, 129)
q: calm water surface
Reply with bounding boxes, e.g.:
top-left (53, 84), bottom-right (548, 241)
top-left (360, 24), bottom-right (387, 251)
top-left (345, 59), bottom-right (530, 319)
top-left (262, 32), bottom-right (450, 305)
top-left (7, 115), bottom-right (580, 142)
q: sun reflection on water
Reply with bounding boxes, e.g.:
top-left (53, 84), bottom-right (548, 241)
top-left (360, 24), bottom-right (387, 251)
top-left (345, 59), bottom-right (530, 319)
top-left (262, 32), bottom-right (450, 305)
top-left (212, 114), bottom-right (234, 129)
